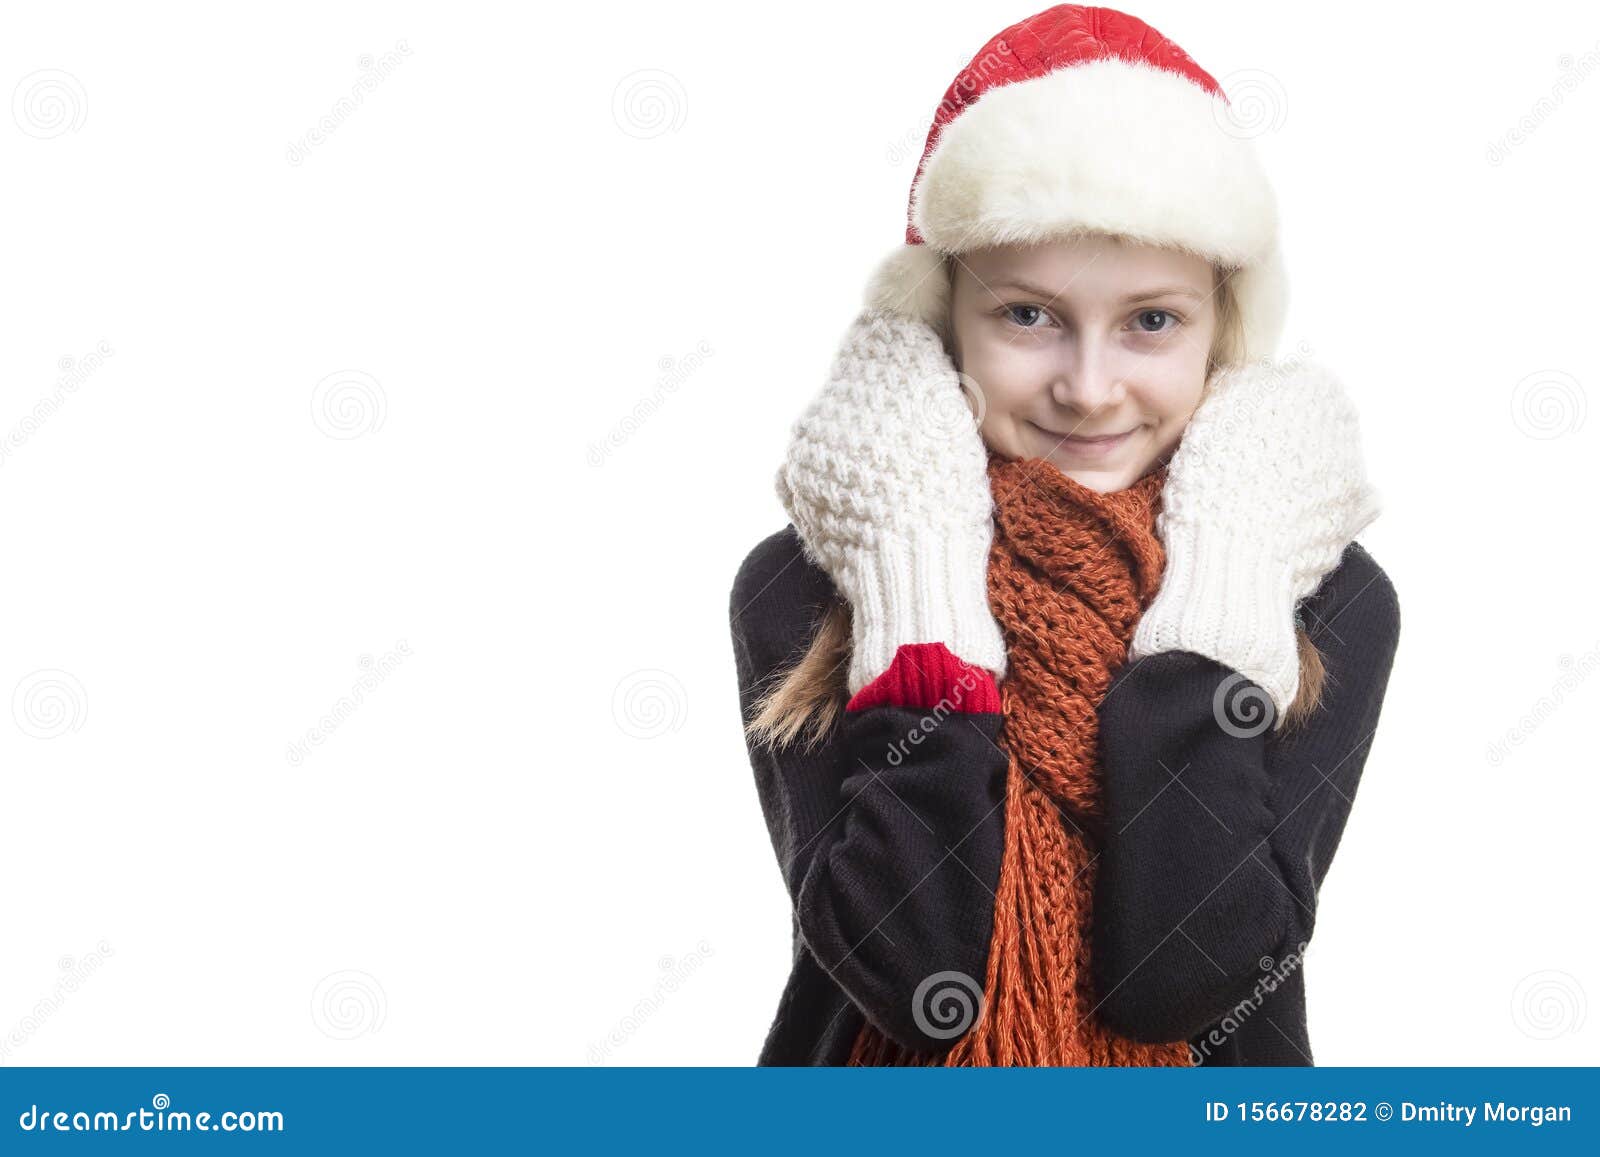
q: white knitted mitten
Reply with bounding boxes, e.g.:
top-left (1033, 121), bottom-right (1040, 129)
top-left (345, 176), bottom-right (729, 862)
top-left (775, 311), bottom-right (1007, 697)
top-left (1129, 358), bottom-right (1381, 725)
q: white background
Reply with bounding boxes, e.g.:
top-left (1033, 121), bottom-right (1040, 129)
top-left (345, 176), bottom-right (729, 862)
top-left (1, 0), bottom-right (1595, 1066)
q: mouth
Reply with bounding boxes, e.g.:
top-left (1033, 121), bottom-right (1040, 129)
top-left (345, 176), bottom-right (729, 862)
top-left (1027, 420), bottom-right (1138, 459)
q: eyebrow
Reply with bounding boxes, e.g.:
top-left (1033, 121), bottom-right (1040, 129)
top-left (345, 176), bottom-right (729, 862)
top-left (990, 280), bottom-right (1205, 304)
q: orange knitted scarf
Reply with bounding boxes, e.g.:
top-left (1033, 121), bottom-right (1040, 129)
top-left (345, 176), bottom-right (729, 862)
top-left (847, 448), bottom-right (1194, 1067)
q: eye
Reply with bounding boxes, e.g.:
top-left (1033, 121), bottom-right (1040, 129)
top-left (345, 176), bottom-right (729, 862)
top-left (1131, 308), bottom-right (1181, 334)
top-left (1000, 303), bottom-right (1056, 330)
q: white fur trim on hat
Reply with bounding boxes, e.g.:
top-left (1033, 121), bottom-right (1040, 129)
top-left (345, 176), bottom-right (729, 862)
top-left (913, 58), bottom-right (1278, 263)
top-left (1230, 241), bottom-right (1289, 364)
top-left (865, 56), bottom-right (1290, 362)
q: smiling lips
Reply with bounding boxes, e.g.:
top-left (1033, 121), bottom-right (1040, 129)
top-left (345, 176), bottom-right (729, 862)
top-left (1029, 421), bottom-right (1136, 458)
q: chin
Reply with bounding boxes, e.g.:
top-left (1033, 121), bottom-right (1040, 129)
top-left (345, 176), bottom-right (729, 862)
top-left (1046, 457), bottom-right (1151, 493)
top-left (1055, 467), bottom-right (1125, 493)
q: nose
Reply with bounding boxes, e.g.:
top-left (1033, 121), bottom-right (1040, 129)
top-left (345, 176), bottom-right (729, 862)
top-left (1050, 337), bottom-right (1125, 414)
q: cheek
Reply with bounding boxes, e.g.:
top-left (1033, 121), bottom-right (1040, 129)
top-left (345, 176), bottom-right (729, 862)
top-left (1137, 362), bottom-right (1209, 425)
top-left (957, 338), bottom-right (1043, 420)
top-left (1137, 371), bottom-right (1208, 461)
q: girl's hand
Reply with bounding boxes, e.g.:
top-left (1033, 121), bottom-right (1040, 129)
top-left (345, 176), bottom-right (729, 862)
top-left (775, 311), bottom-right (1007, 696)
top-left (1129, 358), bottom-right (1381, 725)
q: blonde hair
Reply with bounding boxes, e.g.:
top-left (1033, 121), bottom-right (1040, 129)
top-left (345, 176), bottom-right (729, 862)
top-left (746, 252), bottom-right (1325, 753)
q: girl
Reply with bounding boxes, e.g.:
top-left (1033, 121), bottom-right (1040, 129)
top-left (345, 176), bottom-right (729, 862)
top-left (730, 4), bottom-right (1400, 1066)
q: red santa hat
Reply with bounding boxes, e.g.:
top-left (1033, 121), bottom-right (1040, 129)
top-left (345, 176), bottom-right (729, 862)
top-left (864, 4), bottom-right (1288, 362)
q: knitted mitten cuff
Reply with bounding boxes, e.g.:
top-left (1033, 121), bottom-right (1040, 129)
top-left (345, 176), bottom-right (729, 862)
top-left (846, 532), bottom-right (1007, 698)
top-left (1127, 524), bottom-right (1300, 724)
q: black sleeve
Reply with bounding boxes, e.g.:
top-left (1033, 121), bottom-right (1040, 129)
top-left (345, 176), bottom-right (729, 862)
top-left (730, 527), bottom-right (1008, 1055)
top-left (1089, 542), bottom-right (1402, 1044)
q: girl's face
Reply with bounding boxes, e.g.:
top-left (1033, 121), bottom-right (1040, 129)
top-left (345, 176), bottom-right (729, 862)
top-left (949, 235), bottom-right (1219, 493)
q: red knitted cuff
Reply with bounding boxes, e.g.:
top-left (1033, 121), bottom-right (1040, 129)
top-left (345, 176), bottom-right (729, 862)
top-left (845, 642), bottom-right (1002, 714)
